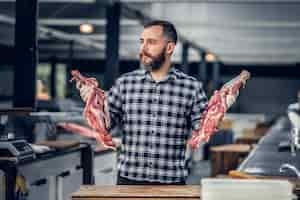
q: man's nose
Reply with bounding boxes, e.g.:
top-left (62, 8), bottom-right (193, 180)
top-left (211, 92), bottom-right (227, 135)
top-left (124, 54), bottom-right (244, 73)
top-left (140, 43), bottom-right (148, 52)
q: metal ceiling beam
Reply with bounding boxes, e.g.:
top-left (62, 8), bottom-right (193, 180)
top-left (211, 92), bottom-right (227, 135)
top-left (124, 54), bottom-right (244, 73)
top-left (0, 14), bottom-right (105, 50)
top-left (39, 53), bottom-right (105, 60)
top-left (38, 43), bottom-right (105, 50)
top-left (55, 33), bottom-right (300, 44)
top-left (39, 26), bottom-right (105, 49)
top-left (38, 18), bottom-right (300, 28)
top-left (62, 34), bottom-right (138, 41)
top-left (39, 18), bottom-right (140, 26)
top-left (0, 14), bottom-right (133, 57)
top-left (0, 14), bottom-right (14, 24)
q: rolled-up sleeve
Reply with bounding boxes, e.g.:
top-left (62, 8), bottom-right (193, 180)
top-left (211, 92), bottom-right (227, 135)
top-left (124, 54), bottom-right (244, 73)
top-left (190, 81), bottom-right (208, 131)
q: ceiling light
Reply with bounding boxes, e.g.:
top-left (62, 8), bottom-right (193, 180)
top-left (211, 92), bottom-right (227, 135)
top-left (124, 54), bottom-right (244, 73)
top-left (79, 23), bottom-right (94, 34)
top-left (205, 53), bottom-right (216, 62)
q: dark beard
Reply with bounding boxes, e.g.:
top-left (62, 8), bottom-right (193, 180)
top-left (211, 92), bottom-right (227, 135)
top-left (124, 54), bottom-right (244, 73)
top-left (140, 47), bottom-right (166, 72)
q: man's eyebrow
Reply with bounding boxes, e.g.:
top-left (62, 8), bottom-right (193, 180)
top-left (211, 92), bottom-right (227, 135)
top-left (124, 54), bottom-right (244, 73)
top-left (139, 38), bottom-right (158, 42)
top-left (147, 38), bottom-right (158, 41)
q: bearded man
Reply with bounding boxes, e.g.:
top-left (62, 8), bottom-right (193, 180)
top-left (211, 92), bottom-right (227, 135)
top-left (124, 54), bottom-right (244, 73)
top-left (77, 20), bottom-right (208, 185)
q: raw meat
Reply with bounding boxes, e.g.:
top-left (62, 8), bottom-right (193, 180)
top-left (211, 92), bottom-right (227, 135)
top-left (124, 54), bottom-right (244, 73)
top-left (57, 122), bottom-right (112, 151)
top-left (188, 70), bottom-right (251, 149)
top-left (70, 70), bottom-right (116, 150)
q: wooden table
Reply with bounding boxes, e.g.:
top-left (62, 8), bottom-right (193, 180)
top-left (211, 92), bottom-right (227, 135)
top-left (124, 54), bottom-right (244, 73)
top-left (72, 185), bottom-right (201, 200)
top-left (210, 144), bottom-right (251, 177)
top-left (235, 135), bottom-right (261, 145)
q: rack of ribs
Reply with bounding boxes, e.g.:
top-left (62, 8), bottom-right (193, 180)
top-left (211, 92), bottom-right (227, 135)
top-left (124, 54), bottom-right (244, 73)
top-left (68, 70), bottom-right (116, 150)
top-left (188, 70), bottom-right (251, 149)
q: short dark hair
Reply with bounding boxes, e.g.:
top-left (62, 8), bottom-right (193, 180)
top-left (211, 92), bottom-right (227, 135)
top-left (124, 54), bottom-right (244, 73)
top-left (144, 20), bottom-right (178, 44)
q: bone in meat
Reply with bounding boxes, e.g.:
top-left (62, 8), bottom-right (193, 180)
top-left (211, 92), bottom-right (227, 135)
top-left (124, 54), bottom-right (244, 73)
top-left (70, 70), bottom-right (116, 150)
top-left (188, 70), bottom-right (251, 149)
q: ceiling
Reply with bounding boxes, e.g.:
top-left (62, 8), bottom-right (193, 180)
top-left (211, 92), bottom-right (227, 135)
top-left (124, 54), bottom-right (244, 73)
top-left (0, 0), bottom-right (300, 65)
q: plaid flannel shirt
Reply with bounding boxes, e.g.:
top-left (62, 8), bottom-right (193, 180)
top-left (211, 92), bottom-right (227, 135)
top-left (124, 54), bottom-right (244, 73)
top-left (107, 67), bottom-right (208, 183)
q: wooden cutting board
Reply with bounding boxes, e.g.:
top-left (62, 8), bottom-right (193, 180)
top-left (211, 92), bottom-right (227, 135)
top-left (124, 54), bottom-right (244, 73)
top-left (72, 185), bottom-right (201, 200)
top-left (36, 140), bottom-right (80, 149)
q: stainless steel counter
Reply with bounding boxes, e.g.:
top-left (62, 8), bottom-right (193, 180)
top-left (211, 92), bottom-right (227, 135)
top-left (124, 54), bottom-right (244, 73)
top-left (0, 143), bottom-right (93, 200)
top-left (238, 116), bottom-right (300, 177)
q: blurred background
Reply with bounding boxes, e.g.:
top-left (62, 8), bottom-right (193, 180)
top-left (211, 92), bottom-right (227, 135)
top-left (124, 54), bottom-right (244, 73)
top-left (0, 0), bottom-right (299, 113)
top-left (0, 1), bottom-right (300, 200)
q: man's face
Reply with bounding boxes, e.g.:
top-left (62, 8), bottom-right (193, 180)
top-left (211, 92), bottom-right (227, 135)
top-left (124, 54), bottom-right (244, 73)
top-left (139, 25), bottom-right (169, 71)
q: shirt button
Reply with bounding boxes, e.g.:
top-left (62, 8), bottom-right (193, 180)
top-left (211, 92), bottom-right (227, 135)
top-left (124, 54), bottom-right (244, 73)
top-left (148, 162), bottom-right (153, 167)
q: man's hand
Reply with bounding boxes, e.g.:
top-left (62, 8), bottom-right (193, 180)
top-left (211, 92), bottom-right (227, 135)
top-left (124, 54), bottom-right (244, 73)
top-left (76, 82), bottom-right (92, 102)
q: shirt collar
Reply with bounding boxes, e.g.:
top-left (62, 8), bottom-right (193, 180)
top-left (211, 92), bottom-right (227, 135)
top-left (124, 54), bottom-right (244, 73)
top-left (138, 66), bottom-right (178, 82)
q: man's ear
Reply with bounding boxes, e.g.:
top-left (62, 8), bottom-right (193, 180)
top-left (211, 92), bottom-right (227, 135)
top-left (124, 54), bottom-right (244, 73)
top-left (166, 42), bottom-right (176, 55)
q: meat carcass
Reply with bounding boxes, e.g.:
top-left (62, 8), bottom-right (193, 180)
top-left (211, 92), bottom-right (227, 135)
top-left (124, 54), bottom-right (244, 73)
top-left (57, 122), bottom-right (114, 150)
top-left (70, 70), bottom-right (116, 150)
top-left (188, 70), bottom-right (251, 149)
